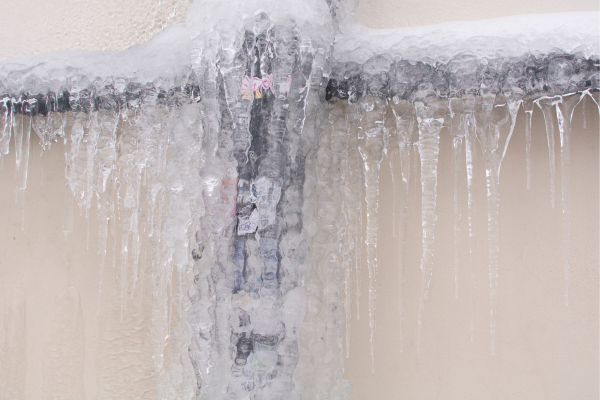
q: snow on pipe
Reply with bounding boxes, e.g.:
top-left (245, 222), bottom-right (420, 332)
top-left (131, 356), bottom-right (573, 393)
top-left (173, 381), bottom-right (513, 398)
top-left (0, 1), bottom-right (599, 398)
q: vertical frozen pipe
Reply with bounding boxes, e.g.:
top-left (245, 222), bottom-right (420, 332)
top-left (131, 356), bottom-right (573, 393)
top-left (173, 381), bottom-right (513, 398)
top-left (188, 5), bottom-right (242, 397)
top-left (186, 0), bottom-right (337, 397)
top-left (414, 99), bottom-right (445, 353)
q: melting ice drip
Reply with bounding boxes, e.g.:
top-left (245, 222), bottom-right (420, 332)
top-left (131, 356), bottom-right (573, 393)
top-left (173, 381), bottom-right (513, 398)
top-left (0, 0), bottom-right (598, 398)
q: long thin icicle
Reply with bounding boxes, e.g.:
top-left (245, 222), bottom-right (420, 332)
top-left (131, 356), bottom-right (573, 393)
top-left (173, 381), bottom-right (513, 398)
top-left (13, 110), bottom-right (31, 230)
top-left (63, 132), bottom-right (74, 240)
top-left (448, 98), bottom-right (464, 299)
top-left (415, 99), bottom-right (444, 353)
top-left (347, 104), bottom-right (363, 322)
top-left (357, 95), bottom-right (386, 372)
top-left (397, 148), bottom-right (410, 353)
top-left (475, 94), bottom-right (512, 355)
top-left (536, 97), bottom-right (558, 207)
top-left (462, 96), bottom-right (477, 341)
top-left (522, 99), bottom-right (534, 190)
top-left (554, 93), bottom-right (582, 305)
top-left (0, 98), bottom-right (11, 157)
top-left (332, 101), bottom-right (354, 358)
top-left (388, 98), bottom-right (415, 352)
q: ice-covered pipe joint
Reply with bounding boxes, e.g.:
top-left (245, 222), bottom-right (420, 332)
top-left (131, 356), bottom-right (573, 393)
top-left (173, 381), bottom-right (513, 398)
top-left (179, 0), bottom-right (348, 397)
top-left (0, 0), bottom-right (598, 398)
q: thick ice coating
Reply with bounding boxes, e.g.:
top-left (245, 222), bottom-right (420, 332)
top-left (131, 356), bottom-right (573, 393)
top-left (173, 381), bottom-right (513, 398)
top-left (0, 24), bottom-right (194, 101)
top-left (0, 2), bottom-right (598, 398)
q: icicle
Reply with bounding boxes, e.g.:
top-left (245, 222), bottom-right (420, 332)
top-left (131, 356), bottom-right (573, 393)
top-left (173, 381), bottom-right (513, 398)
top-left (412, 140), bottom-right (420, 199)
top-left (344, 250), bottom-right (352, 357)
top-left (388, 141), bottom-right (398, 238)
top-left (588, 90), bottom-right (600, 112)
top-left (448, 98), bottom-right (464, 299)
top-left (536, 97), bottom-right (559, 208)
top-left (116, 170), bottom-right (126, 322)
top-left (554, 93), bottom-right (582, 306)
top-left (399, 148), bottom-right (410, 353)
top-left (332, 101), bottom-right (354, 359)
top-left (130, 167), bottom-right (143, 293)
top-left (388, 97), bottom-right (415, 352)
top-left (357, 95), bottom-right (386, 372)
top-left (474, 94), bottom-right (512, 355)
top-left (63, 134), bottom-right (74, 240)
top-left (19, 114), bottom-right (31, 192)
top-left (356, 156), bottom-right (364, 322)
top-left (582, 93), bottom-right (587, 129)
top-left (85, 113), bottom-right (99, 212)
top-left (397, 149), bottom-right (410, 352)
top-left (522, 98), bottom-right (534, 190)
top-left (500, 97), bottom-right (522, 175)
top-left (110, 175), bottom-right (118, 289)
top-left (13, 103), bottom-right (32, 231)
top-left (13, 110), bottom-right (23, 194)
top-left (414, 99), bottom-right (444, 353)
top-left (347, 105), bottom-right (363, 322)
top-left (0, 97), bottom-right (11, 157)
top-left (464, 109), bottom-right (477, 341)
top-left (97, 191), bottom-right (108, 314)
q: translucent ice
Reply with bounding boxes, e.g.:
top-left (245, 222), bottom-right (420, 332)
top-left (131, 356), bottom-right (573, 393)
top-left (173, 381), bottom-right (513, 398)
top-left (414, 99), bottom-right (444, 353)
top-left (555, 93), bottom-right (583, 305)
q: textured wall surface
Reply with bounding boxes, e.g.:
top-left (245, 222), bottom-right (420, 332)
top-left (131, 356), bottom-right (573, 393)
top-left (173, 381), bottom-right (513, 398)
top-left (0, 0), bottom-right (193, 59)
top-left (1, 0), bottom-right (598, 59)
top-left (355, 0), bottom-right (599, 28)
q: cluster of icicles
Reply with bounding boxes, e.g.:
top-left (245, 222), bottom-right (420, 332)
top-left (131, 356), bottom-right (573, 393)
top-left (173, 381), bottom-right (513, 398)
top-left (321, 89), bottom-right (599, 376)
top-left (2, 85), bottom-right (598, 372)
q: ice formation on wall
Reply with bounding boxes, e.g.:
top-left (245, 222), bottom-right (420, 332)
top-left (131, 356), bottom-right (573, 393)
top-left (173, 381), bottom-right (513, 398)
top-left (0, 0), bottom-right (598, 397)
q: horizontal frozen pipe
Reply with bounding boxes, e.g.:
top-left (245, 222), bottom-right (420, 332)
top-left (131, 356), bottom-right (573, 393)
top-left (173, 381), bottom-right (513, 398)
top-left (328, 12), bottom-right (599, 101)
top-left (3, 53), bottom-right (598, 116)
top-left (2, 11), bottom-right (599, 112)
top-left (0, 82), bottom-right (201, 117)
top-left (0, 23), bottom-right (193, 93)
top-left (326, 52), bottom-right (599, 102)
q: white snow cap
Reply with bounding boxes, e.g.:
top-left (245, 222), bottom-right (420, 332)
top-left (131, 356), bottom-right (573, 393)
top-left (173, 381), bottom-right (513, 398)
top-left (334, 12), bottom-right (600, 64)
top-left (0, 24), bottom-right (192, 95)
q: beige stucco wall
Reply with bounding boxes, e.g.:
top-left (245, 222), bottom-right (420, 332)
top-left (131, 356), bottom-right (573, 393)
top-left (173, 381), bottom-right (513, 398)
top-left (355, 0), bottom-right (599, 28)
top-left (1, 0), bottom-right (598, 59)
top-left (0, 0), bottom-right (193, 60)
top-left (0, 1), bottom-right (598, 399)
